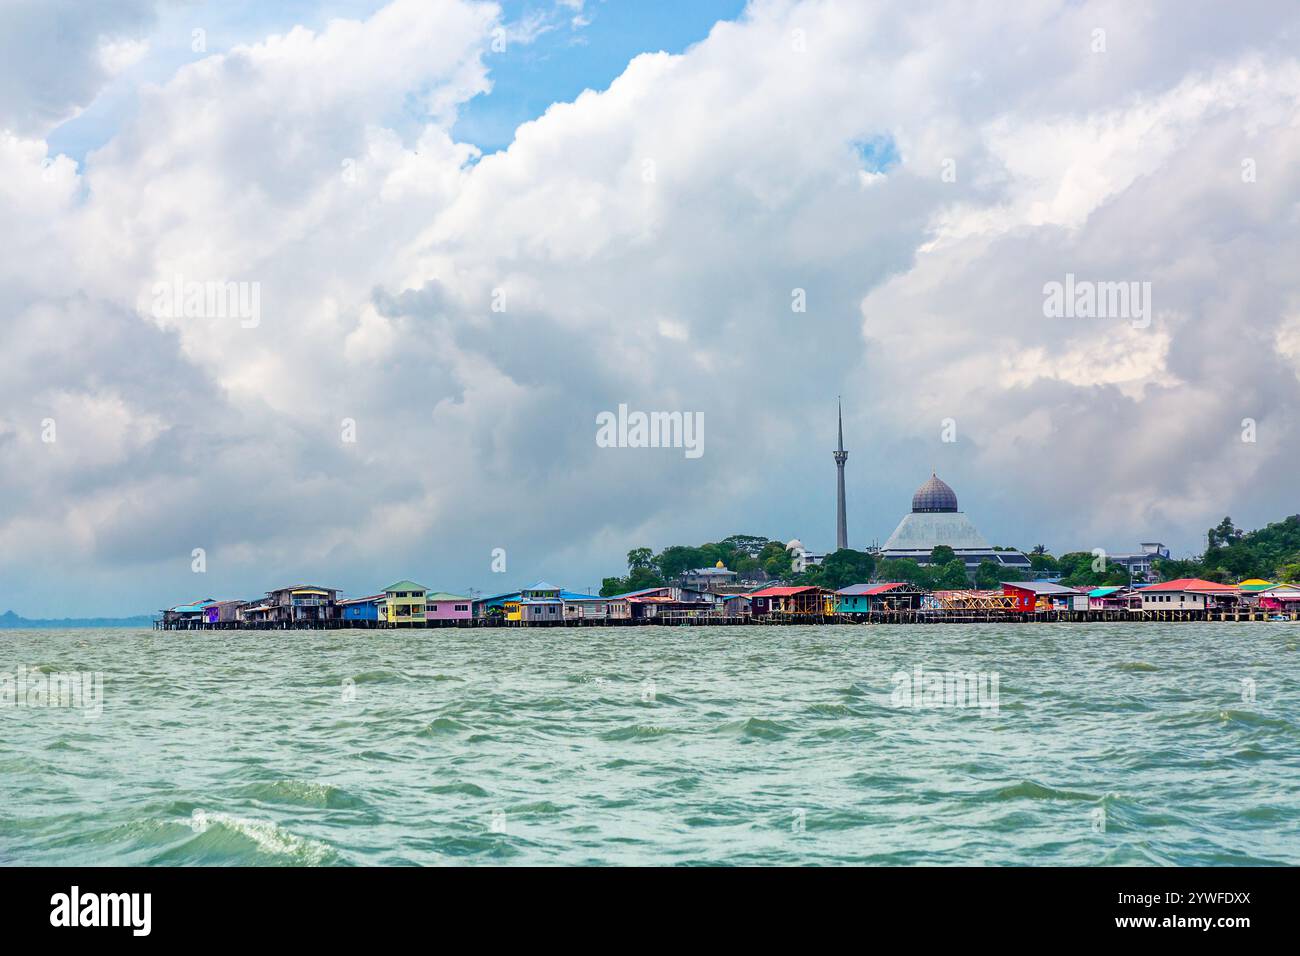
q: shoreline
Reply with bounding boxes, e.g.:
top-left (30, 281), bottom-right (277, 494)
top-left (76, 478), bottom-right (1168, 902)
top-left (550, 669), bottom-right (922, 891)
top-left (152, 609), bottom-right (1300, 630)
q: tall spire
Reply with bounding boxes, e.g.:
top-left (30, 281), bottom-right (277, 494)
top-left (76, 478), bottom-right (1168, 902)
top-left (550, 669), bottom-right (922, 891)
top-left (833, 396), bottom-right (849, 551)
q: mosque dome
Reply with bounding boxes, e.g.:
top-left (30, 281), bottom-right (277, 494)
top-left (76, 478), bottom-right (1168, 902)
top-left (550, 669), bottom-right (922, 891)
top-left (911, 474), bottom-right (958, 513)
top-left (715, 560), bottom-right (726, 569)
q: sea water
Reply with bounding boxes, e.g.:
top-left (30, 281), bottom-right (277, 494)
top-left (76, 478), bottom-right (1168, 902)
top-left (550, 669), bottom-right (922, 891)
top-left (1, 623), bottom-right (1296, 865)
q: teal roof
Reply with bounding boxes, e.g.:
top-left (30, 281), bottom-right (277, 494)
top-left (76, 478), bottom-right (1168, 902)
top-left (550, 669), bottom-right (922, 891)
top-left (425, 591), bottom-right (469, 601)
top-left (523, 580), bottom-right (560, 591)
top-left (1089, 586), bottom-right (1122, 597)
top-left (171, 599), bottom-right (216, 613)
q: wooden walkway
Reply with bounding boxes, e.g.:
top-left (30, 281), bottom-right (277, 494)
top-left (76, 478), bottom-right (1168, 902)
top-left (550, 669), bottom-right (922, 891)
top-left (156, 608), bottom-right (1299, 630)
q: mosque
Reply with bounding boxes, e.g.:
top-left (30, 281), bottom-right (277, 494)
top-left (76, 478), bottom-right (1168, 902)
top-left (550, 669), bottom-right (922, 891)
top-left (879, 473), bottom-right (1031, 573)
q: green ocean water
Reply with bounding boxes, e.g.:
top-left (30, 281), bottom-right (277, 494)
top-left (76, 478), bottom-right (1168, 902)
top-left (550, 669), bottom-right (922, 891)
top-left (1, 623), bottom-right (1297, 866)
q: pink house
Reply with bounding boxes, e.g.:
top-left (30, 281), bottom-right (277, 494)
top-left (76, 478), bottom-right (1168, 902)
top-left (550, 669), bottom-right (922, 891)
top-left (426, 592), bottom-right (473, 624)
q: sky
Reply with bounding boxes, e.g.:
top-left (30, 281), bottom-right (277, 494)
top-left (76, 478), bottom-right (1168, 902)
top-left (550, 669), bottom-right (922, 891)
top-left (2, 0), bottom-right (1299, 616)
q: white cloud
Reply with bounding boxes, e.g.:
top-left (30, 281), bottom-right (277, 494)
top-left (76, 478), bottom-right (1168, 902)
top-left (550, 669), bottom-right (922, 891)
top-left (3, 0), bottom-right (1300, 614)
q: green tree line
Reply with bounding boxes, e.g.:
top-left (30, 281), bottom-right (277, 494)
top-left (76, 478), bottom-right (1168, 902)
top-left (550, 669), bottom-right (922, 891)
top-left (598, 513), bottom-right (1300, 597)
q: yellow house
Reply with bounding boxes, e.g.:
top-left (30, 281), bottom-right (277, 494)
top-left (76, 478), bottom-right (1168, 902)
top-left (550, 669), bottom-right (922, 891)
top-left (383, 580), bottom-right (428, 626)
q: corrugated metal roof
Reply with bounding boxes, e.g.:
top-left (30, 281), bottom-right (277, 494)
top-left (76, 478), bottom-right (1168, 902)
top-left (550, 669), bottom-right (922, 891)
top-left (170, 599), bottom-right (217, 613)
top-left (748, 586), bottom-right (820, 597)
top-left (1004, 581), bottom-right (1080, 595)
top-left (836, 582), bottom-right (911, 596)
top-left (338, 594), bottom-right (384, 605)
top-left (1143, 577), bottom-right (1239, 593)
top-left (424, 592), bottom-right (469, 601)
top-left (608, 586), bottom-right (672, 600)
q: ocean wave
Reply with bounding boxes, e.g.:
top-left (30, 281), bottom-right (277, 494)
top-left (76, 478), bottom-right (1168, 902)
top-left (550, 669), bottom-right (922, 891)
top-left (234, 779), bottom-right (371, 810)
top-left (156, 810), bottom-right (340, 866)
top-left (982, 779), bottom-right (1100, 802)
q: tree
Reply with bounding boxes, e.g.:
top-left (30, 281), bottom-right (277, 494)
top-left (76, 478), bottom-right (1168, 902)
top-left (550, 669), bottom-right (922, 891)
top-left (936, 558), bottom-right (971, 588)
top-left (974, 560), bottom-right (1004, 590)
top-left (760, 541), bottom-right (794, 577)
top-left (1031, 544), bottom-right (1047, 555)
top-left (877, 558), bottom-right (930, 587)
top-left (719, 534), bottom-right (769, 559)
top-left (627, 547), bottom-right (654, 571)
top-left (1207, 517), bottom-right (1242, 549)
top-left (1028, 551), bottom-right (1059, 574)
top-left (816, 549), bottom-right (876, 590)
top-left (1277, 559), bottom-right (1300, 583)
top-left (655, 545), bottom-right (708, 581)
top-left (929, 545), bottom-right (957, 567)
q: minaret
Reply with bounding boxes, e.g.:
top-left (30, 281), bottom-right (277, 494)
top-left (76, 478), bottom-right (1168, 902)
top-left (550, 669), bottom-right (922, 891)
top-left (833, 397), bottom-right (849, 551)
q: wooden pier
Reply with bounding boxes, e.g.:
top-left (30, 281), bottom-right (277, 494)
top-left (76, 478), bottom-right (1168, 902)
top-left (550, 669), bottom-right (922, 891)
top-left (154, 608), bottom-right (1299, 630)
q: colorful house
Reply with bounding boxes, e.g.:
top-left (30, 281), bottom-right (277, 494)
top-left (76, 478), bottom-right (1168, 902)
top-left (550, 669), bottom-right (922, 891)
top-left (426, 592), bottom-right (473, 623)
top-left (1137, 578), bottom-right (1240, 611)
top-left (474, 591), bottom-right (522, 622)
top-left (748, 586), bottom-right (836, 617)
top-left (203, 600), bottom-right (246, 625)
top-left (1087, 586), bottom-right (1137, 610)
top-left (1002, 581), bottom-right (1083, 611)
top-left (1255, 584), bottom-right (1300, 612)
top-left (338, 594), bottom-right (384, 622)
top-left (383, 581), bottom-right (429, 625)
top-left (163, 599), bottom-right (216, 627)
top-left (835, 583), bottom-right (925, 614)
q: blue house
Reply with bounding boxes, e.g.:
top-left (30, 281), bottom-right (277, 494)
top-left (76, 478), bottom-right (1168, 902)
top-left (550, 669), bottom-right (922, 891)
top-left (338, 594), bottom-right (384, 622)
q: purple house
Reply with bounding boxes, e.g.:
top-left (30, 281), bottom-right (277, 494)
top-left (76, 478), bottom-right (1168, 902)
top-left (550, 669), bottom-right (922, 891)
top-left (203, 600), bottom-right (245, 625)
top-left (425, 592), bottom-right (473, 624)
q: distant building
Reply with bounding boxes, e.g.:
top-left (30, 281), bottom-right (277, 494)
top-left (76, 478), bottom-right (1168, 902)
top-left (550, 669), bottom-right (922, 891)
top-left (263, 585), bottom-right (340, 625)
top-left (1107, 543), bottom-right (1170, 581)
top-left (383, 580), bottom-right (428, 625)
top-left (835, 582), bottom-right (925, 614)
top-left (1137, 578), bottom-right (1240, 611)
top-left (519, 581), bottom-right (564, 624)
top-left (203, 600), bottom-right (246, 625)
top-left (162, 598), bottom-right (216, 627)
top-left (339, 594), bottom-right (384, 622)
top-left (425, 592), bottom-right (472, 623)
top-left (680, 562), bottom-right (738, 591)
top-left (748, 585), bottom-right (835, 617)
top-left (785, 539), bottom-right (825, 573)
top-left (1003, 580), bottom-right (1083, 611)
top-left (560, 591), bottom-right (614, 621)
top-left (878, 474), bottom-right (1031, 573)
